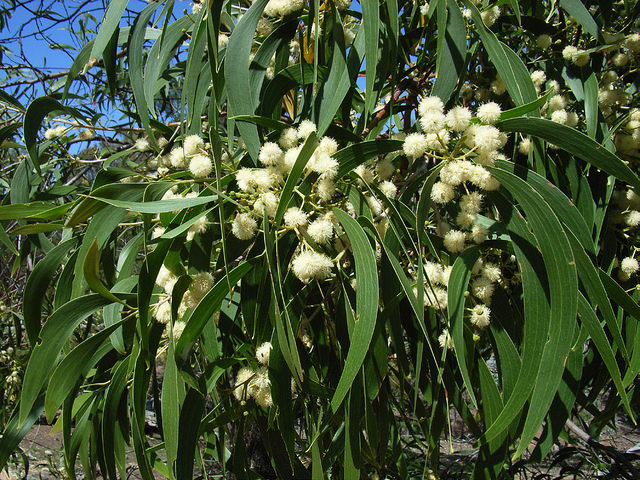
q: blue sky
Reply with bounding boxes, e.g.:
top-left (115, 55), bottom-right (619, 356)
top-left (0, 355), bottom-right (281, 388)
top-left (1, 1), bottom-right (368, 124)
top-left (1, 0), bottom-right (191, 99)
top-left (2, 1), bottom-right (362, 85)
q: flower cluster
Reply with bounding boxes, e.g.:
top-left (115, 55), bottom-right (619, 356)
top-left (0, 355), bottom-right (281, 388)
top-left (154, 187), bottom-right (209, 241)
top-left (153, 269), bottom-right (215, 339)
top-left (399, 91), bottom-right (515, 353)
top-left (231, 119), bottom-right (400, 284)
top-left (262, 0), bottom-right (304, 18)
top-left (231, 120), bottom-right (349, 283)
top-left (610, 187), bottom-right (640, 281)
top-left (0, 346), bottom-right (19, 388)
top-left (402, 97), bottom-right (504, 252)
top-left (44, 125), bottom-right (69, 140)
top-left (233, 366), bottom-right (273, 407)
top-left (232, 342), bottom-right (274, 408)
top-left (160, 134), bottom-right (213, 178)
top-left (44, 122), bottom-right (100, 143)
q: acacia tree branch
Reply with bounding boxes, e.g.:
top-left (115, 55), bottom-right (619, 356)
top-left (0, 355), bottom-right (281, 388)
top-left (564, 419), bottom-right (640, 479)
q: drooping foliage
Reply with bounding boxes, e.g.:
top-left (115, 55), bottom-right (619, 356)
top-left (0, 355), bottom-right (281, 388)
top-left (1, 0), bottom-right (640, 478)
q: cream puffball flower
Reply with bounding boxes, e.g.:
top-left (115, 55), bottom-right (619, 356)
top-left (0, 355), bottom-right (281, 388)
top-left (445, 106), bottom-right (472, 132)
top-left (481, 262), bottom-right (501, 282)
top-left (419, 110), bottom-right (446, 134)
top-left (253, 387), bottom-right (273, 408)
top-left (563, 46), bottom-right (589, 66)
top-left (431, 182), bottom-right (455, 204)
top-left (620, 257), bottom-right (639, 275)
top-left (469, 165), bottom-right (496, 190)
top-left (291, 251), bottom-right (333, 282)
top-left (460, 192), bottom-right (483, 214)
top-left (187, 216), bottom-right (208, 241)
top-left (279, 128), bottom-right (299, 149)
top-left (548, 95), bottom-right (567, 111)
top-left (171, 321), bottom-right (186, 340)
top-left (156, 265), bottom-right (178, 294)
top-left (354, 164), bottom-right (375, 184)
top-left (284, 207), bottom-right (308, 228)
top-left (283, 146), bottom-right (302, 172)
top-left (443, 230), bottom-right (466, 253)
top-left (317, 137), bottom-right (338, 155)
top-left (170, 148), bottom-right (187, 168)
top-left (308, 151), bottom-right (338, 178)
top-left (233, 367), bottom-right (255, 401)
top-left (471, 224), bottom-right (488, 244)
top-left (566, 111), bottom-right (579, 128)
top-left (550, 109), bottom-right (568, 125)
top-left (297, 120), bottom-right (317, 139)
top-left (236, 168), bottom-right (256, 193)
top-left (403, 133), bottom-right (428, 159)
top-left (218, 33), bottom-right (229, 49)
top-left (256, 17), bottom-right (274, 37)
top-left (183, 134), bottom-right (204, 155)
top-left (44, 125), bottom-right (67, 140)
top-left (469, 125), bottom-right (504, 154)
top-left (477, 102), bottom-right (502, 124)
top-left (519, 138), bottom-right (531, 155)
top-left (624, 33), bottom-right (640, 53)
top-left (258, 142), bottom-right (284, 167)
top-left (253, 192), bottom-right (279, 218)
top-left (470, 304), bottom-right (491, 328)
top-left (424, 261), bottom-right (444, 284)
top-left (418, 96), bottom-right (444, 117)
top-left (626, 211), bottom-right (640, 227)
top-left (189, 272), bottom-right (214, 301)
top-left (189, 154), bottom-right (213, 178)
top-left (366, 195), bottom-right (383, 216)
top-left (573, 50), bottom-right (590, 67)
top-left (316, 177), bottom-right (335, 202)
top-left (264, 0), bottom-right (304, 17)
top-left (252, 367), bottom-right (270, 391)
top-left (135, 138), bottom-right (151, 152)
top-left (232, 213), bottom-right (258, 240)
top-left (438, 330), bottom-right (454, 350)
top-left (562, 45), bottom-right (578, 61)
top-left (536, 34), bottom-right (552, 48)
top-left (255, 168), bottom-right (282, 191)
top-left (154, 301), bottom-right (172, 324)
top-left (376, 158), bottom-right (395, 180)
top-left (481, 5), bottom-right (501, 27)
top-left (424, 286), bottom-right (448, 311)
top-left (256, 342), bottom-right (273, 365)
top-left (152, 226), bottom-right (165, 239)
top-left (627, 189), bottom-right (640, 209)
top-left (307, 218), bottom-right (334, 244)
top-left (530, 70), bottom-right (547, 86)
top-left (471, 277), bottom-right (495, 303)
top-left (379, 180), bottom-right (397, 198)
top-left (439, 160), bottom-right (471, 186)
top-left (78, 129), bottom-right (95, 140)
top-left (456, 211), bottom-right (476, 229)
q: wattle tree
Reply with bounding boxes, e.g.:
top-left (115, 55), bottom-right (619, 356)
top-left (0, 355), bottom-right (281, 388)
top-left (0, 0), bottom-right (639, 478)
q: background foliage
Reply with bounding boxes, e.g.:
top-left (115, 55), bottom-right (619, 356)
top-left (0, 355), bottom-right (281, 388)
top-left (1, 0), bottom-right (640, 478)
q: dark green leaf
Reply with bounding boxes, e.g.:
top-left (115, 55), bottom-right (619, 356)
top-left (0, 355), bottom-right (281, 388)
top-left (330, 209), bottom-right (379, 412)
top-left (224, 0), bottom-right (268, 159)
top-left (91, 0), bottom-right (129, 61)
top-left (497, 117), bottom-right (640, 192)
top-left (19, 295), bottom-right (113, 424)
top-left (23, 238), bottom-right (76, 343)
